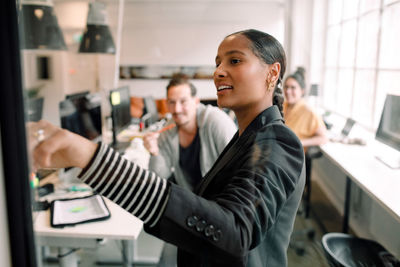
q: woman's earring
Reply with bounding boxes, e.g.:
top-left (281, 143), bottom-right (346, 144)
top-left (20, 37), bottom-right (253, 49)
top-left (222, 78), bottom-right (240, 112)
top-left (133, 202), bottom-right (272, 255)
top-left (268, 83), bottom-right (275, 92)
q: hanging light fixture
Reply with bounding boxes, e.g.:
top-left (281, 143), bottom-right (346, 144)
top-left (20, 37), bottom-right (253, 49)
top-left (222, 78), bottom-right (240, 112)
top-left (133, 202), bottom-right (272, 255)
top-left (19, 0), bottom-right (66, 50)
top-left (79, 2), bottom-right (116, 54)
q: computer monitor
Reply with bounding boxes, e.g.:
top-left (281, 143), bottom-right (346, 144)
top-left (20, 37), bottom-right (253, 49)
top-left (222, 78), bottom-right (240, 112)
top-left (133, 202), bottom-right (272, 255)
top-left (65, 90), bottom-right (90, 100)
top-left (143, 96), bottom-right (159, 126)
top-left (26, 97), bottom-right (44, 122)
top-left (59, 93), bottom-right (102, 142)
top-left (341, 118), bottom-right (355, 138)
top-left (374, 94), bottom-right (400, 169)
top-left (109, 86), bottom-right (131, 146)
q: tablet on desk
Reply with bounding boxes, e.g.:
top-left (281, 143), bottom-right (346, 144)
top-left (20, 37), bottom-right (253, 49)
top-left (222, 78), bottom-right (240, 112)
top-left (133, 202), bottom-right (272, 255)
top-left (50, 194), bottom-right (110, 228)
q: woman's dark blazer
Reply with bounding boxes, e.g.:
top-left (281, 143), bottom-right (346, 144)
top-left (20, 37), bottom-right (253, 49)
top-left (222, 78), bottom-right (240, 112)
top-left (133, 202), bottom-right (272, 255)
top-left (145, 105), bottom-right (306, 267)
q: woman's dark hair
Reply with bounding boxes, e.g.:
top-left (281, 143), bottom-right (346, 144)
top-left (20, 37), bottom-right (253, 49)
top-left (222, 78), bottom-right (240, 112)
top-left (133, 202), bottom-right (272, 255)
top-left (285, 67), bottom-right (306, 89)
top-left (227, 29), bottom-right (287, 117)
top-left (166, 73), bottom-right (197, 96)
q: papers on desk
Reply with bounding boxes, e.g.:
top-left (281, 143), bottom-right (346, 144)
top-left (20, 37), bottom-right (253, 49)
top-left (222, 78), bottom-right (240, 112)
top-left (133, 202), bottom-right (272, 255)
top-left (50, 194), bottom-right (110, 228)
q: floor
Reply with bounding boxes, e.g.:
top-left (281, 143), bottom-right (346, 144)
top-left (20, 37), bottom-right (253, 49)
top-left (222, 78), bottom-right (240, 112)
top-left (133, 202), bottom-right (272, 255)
top-left (41, 180), bottom-right (343, 267)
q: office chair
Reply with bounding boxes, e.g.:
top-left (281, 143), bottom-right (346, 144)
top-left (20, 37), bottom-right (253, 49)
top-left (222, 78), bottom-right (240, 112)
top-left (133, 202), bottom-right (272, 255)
top-left (289, 146), bottom-right (322, 255)
top-left (322, 232), bottom-right (400, 267)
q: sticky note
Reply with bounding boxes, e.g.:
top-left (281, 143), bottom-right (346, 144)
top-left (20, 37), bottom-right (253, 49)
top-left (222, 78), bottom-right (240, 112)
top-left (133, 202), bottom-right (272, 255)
top-left (111, 92), bottom-right (121, 105)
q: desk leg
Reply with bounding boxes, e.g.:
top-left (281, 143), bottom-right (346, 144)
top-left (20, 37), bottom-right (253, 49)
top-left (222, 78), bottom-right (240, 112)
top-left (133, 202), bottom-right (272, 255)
top-left (121, 240), bottom-right (134, 267)
top-left (342, 176), bottom-right (352, 233)
top-left (58, 248), bottom-right (78, 267)
top-left (36, 246), bottom-right (43, 267)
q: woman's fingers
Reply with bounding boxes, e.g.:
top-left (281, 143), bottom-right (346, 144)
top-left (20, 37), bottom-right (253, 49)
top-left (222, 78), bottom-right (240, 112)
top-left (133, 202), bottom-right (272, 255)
top-left (28, 120), bottom-right (98, 169)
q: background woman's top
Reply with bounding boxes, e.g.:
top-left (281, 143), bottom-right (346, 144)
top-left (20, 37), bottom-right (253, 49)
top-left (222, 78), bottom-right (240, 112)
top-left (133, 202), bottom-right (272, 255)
top-left (283, 99), bottom-right (325, 141)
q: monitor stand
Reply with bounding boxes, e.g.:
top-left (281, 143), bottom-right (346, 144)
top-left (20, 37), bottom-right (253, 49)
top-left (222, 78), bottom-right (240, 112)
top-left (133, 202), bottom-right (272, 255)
top-left (111, 141), bottom-right (131, 154)
top-left (374, 144), bottom-right (400, 169)
top-left (58, 167), bottom-right (83, 184)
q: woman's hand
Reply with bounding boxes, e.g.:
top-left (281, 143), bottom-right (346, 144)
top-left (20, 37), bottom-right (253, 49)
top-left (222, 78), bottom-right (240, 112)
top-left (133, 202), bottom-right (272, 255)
top-left (27, 120), bottom-right (98, 171)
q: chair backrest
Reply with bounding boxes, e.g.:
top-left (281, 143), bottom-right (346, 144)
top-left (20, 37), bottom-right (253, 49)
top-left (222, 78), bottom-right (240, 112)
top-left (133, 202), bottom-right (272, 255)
top-left (322, 233), bottom-right (400, 267)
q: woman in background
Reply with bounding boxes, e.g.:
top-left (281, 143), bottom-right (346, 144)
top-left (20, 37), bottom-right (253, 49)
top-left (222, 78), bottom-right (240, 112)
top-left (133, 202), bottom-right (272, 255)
top-left (29, 29), bottom-right (305, 267)
top-left (283, 67), bottom-right (327, 149)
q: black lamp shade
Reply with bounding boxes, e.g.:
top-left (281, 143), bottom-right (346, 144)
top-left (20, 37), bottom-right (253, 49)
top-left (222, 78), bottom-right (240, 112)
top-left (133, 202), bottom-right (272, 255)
top-left (79, 24), bottom-right (116, 54)
top-left (79, 2), bottom-right (115, 54)
top-left (19, 4), bottom-right (66, 50)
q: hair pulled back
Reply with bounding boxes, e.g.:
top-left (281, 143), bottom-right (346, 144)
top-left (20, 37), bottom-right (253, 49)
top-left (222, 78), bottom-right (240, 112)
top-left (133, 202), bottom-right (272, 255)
top-left (166, 73), bottom-right (197, 96)
top-left (285, 67), bottom-right (306, 90)
top-left (227, 29), bottom-right (287, 117)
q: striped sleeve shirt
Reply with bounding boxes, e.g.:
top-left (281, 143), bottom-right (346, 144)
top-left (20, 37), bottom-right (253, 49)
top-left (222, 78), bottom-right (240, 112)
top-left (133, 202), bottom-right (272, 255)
top-left (78, 142), bottom-right (171, 227)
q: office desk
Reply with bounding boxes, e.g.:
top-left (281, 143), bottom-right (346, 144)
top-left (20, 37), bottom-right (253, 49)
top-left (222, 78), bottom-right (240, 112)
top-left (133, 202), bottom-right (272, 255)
top-left (33, 173), bottom-right (143, 267)
top-left (319, 142), bottom-right (400, 233)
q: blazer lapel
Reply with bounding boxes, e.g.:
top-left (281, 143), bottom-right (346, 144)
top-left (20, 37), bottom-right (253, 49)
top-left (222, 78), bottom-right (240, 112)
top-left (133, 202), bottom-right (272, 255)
top-left (195, 105), bottom-right (284, 196)
top-left (196, 129), bottom-right (254, 195)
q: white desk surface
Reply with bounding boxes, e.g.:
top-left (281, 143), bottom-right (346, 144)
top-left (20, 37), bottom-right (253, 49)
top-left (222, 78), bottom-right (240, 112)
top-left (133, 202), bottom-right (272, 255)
top-left (320, 141), bottom-right (400, 223)
top-left (33, 173), bottom-right (143, 240)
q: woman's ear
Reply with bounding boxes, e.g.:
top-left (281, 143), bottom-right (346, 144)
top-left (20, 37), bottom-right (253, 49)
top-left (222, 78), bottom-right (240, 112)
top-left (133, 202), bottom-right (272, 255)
top-left (267, 62), bottom-right (281, 85)
top-left (271, 62), bottom-right (281, 83)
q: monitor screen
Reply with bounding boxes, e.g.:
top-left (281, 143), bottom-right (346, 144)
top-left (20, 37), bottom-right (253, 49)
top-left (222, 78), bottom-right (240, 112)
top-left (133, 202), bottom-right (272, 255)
top-left (341, 118), bottom-right (355, 137)
top-left (26, 97), bottom-right (44, 122)
top-left (59, 93), bottom-right (102, 142)
top-left (375, 94), bottom-right (400, 152)
top-left (109, 86), bottom-right (131, 139)
top-left (143, 96), bottom-right (159, 126)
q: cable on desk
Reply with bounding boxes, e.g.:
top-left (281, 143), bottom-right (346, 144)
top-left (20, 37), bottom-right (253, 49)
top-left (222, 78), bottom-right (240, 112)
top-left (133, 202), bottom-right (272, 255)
top-left (57, 248), bottom-right (80, 258)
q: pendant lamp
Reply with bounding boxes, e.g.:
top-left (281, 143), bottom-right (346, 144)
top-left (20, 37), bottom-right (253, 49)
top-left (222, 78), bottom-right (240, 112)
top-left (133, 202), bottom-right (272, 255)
top-left (19, 0), bottom-right (66, 50)
top-left (79, 2), bottom-right (116, 54)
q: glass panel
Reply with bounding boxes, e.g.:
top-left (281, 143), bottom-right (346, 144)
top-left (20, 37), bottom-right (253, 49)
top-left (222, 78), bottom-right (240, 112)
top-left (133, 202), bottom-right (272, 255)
top-left (343, 0), bottom-right (359, 20)
top-left (18, 1), bottom-right (289, 266)
top-left (356, 11), bottom-right (379, 68)
top-left (375, 70), bottom-right (400, 127)
top-left (352, 69), bottom-right (376, 126)
top-left (336, 69), bottom-right (354, 116)
top-left (328, 0), bottom-right (343, 25)
top-left (326, 25), bottom-right (341, 67)
top-left (359, 0), bottom-right (380, 14)
top-left (384, 0), bottom-right (399, 6)
top-left (339, 19), bottom-right (357, 68)
top-left (379, 2), bottom-right (400, 69)
top-left (322, 68), bottom-right (338, 110)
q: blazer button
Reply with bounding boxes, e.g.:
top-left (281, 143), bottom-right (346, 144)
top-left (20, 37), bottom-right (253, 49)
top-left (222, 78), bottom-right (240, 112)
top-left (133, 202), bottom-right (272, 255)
top-left (204, 225), bottom-right (215, 237)
top-left (186, 216), bottom-right (199, 227)
top-left (195, 220), bottom-right (207, 232)
top-left (213, 229), bottom-right (222, 242)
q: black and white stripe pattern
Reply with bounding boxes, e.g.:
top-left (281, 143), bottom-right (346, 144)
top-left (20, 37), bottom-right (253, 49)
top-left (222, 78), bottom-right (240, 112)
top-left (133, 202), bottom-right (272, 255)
top-left (78, 143), bottom-right (171, 227)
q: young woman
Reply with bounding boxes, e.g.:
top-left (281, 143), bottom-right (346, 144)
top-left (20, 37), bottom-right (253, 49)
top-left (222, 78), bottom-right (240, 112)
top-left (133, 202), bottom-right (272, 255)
top-left (283, 67), bottom-right (328, 148)
top-left (29, 29), bottom-right (305, 266)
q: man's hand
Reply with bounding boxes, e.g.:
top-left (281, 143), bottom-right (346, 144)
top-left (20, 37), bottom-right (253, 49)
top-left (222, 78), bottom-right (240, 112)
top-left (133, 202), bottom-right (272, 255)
top-left (143, 132), bottom-right (160, 156)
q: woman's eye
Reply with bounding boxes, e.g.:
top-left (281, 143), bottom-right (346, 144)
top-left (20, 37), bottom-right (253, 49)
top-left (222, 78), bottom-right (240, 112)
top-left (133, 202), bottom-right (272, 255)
top-left (231, 59), bottom-right (241, 64)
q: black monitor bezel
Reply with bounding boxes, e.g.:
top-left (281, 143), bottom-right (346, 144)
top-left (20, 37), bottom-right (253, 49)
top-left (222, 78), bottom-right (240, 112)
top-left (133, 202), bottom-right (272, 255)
top-left (109, 86), bottom-right (131, 145)
top-left (375, 94), bottom-right (400, 152)
top-left (65, 90), bottom-right (90, 100)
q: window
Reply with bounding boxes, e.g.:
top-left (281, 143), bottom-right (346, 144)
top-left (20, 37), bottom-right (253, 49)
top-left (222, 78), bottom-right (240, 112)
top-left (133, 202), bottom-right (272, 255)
top-left (322, 0), bottom-right (400, 129)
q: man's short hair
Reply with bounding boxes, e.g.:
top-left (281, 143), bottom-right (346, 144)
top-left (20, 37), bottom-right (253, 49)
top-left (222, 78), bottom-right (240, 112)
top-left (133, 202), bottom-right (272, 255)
top-left (166, 73), bottom-right (197, 97)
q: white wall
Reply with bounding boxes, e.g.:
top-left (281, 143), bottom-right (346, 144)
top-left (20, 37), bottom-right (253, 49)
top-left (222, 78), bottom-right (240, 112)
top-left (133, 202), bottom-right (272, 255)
top-left (30, 0), bottom-right (287, 120)
top-left (116, 0), bottom-right (286, 99)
